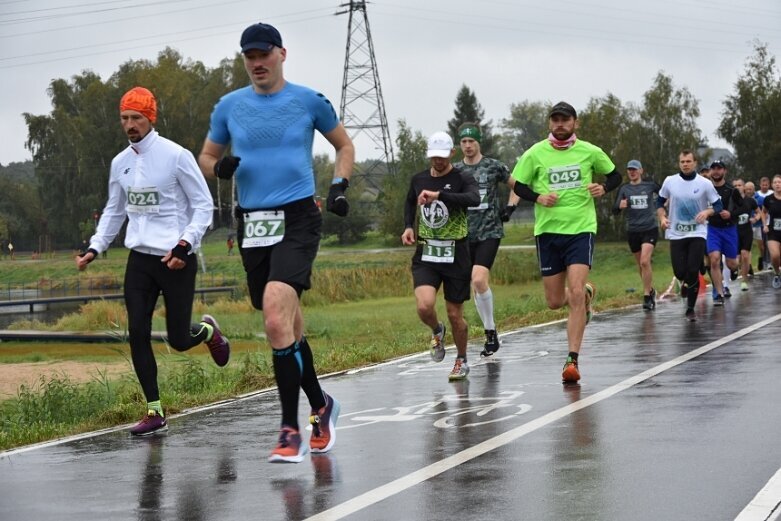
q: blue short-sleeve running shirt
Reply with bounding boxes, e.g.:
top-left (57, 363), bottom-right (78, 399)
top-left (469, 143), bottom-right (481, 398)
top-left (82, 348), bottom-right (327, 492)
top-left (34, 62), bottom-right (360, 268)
top-left (207, 82), bottom-right (340, 209)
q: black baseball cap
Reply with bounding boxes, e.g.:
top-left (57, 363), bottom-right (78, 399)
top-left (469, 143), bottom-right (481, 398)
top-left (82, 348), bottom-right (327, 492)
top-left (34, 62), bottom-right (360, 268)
top-left (710, 160), bottom-right (726, 169)
top-left (550, 101), bottom-right (577, 119)
top-left (240, 23), bottom-right (283, 53)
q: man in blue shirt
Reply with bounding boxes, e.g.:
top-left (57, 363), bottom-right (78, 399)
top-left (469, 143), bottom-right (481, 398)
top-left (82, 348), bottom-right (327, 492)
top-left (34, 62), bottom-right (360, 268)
top-left (199, 22), bottom-right (355, 463)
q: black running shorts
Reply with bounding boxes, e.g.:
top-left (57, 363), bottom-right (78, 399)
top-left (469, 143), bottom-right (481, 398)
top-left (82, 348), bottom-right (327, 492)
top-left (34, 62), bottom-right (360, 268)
top-left (411, 238), bottom-right (471, 304)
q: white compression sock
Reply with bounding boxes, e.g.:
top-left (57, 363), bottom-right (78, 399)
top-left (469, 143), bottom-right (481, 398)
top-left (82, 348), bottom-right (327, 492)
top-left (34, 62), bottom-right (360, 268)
top-left (474, 288), bottom-right (495, 330)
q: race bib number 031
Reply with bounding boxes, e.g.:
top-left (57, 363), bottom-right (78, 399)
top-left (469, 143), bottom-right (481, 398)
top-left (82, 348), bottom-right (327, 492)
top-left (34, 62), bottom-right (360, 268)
top-left (243, 211), bottom-right (285, 248)
top-left (547, 165), bottom-right (582, 190)
top-left (422, 239), bottom-right (455, 263)
top-left (127, 187), bottom-right (160, 214)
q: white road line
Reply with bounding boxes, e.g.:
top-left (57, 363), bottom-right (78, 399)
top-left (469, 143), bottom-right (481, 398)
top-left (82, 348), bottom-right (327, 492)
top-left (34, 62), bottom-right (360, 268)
top-left (735, 467), bottom-right (781, 521)
top-left (305, 313), bottom-right (781, 521)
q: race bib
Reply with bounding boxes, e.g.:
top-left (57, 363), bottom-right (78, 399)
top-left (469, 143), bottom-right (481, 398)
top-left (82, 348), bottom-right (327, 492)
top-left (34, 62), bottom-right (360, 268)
top-left (774, 218), bottom-right (781, 231)
top-left (738, 214), bottom-right (749, 225)
top-left (127, 187), bottom-right (160, 214)
top-left (468, 188), bottom-right (489, 211)
top-left (675, 221), bottom-right (698, 233)
top-left (421, 239), bottom-right (455, 263)
top-left (243, 211), bottom-right (285, 248)
top-left (547, 165), bottom-right (582, 191)
top-left (630, 195), bottom-right (648, 209)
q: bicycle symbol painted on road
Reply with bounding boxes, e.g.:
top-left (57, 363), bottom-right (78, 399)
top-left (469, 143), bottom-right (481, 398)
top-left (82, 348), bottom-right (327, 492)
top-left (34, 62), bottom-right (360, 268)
top-left (338, 390), bottom-right (532, 430)
top-left (394, 350), bottom-right (549, 376)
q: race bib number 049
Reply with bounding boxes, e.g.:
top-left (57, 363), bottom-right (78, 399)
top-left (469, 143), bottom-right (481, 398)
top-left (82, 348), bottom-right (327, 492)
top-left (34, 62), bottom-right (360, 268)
top-left (547, 165), bottom-right (582, 190)
top-left (127, 187), bottom-right (160, 214)
top-left (243, 211), bottom-right (285, 248)
top-left (421, 239), bottom-right (455, 263)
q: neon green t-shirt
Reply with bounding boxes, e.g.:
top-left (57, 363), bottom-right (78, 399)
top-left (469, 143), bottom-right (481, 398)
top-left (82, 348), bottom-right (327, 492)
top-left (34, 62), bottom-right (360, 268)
top-left (511, 139), bottom-right (615, 235)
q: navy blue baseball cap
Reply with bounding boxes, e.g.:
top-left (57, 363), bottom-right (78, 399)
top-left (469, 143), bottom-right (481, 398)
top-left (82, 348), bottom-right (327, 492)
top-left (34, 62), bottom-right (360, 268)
top-left (240, 23), bottom-right (283, 52)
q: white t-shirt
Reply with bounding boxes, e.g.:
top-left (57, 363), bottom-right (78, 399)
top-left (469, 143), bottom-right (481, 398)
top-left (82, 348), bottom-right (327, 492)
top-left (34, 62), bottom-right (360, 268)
top-left (659, 174), bottom-right (720, 240)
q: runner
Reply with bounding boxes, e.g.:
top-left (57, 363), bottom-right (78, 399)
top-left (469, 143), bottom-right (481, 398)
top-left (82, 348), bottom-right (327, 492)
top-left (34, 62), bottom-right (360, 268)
top-left (401, 131), bottom-right (479, 381)
top-left (656, 150), bottom-right (722, 321)
top-left (511, 101), bottom-right (621, 383)
top-left (705, 160), bottom-right (742, 305)
top-left (731, 178), bottom-right (761, 291)
top-left (198, 23), bottom-right (353, 463)
top-left (761, 174), bottom-right (781, 288)
top-left (612, 159), bottom-right (660, 310)
top-left (76, 86), bottom-right (230, 436)
top-left (758, 176), bottom-right (773, 270)
top-left (454, 122), bottom-right (520, 356)
top-left (744, 181), bottom-right (760, 277)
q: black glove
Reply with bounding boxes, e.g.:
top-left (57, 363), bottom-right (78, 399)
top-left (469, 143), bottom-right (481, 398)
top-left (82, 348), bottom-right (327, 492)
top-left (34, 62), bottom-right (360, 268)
top-left (214, 156), bottom-right (241, 180)
top-left (500, 205), bottom-right (517, 222)
top-left (171, 240), bottom-right (191, 261)
top-left (327, 178), bottom-right (350, 217)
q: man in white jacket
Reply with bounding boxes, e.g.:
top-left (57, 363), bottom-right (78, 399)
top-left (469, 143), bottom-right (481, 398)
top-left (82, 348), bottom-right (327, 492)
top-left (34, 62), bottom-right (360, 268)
top-left (76, 86), bottom-right (230, 436)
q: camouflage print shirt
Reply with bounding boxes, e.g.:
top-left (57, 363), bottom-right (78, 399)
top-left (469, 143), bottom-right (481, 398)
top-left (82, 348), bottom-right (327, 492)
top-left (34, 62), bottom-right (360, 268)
top-left (455, 156), bottom-right (511, 241)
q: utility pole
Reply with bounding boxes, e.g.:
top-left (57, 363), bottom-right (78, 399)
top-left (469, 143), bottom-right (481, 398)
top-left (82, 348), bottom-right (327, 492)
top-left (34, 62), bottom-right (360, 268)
top-left (336, 0), bottom-right (395, 192)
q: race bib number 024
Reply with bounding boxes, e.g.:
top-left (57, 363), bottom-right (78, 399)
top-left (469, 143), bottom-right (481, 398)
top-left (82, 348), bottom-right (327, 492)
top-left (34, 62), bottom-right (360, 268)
top-left (547, 165), bottom-right (582, 191)
top-left (243, 211), bottom-right (285, 248)
top-left (127, 187), bottom-right (160, 214)
top-left (421, 239), bottom-right (455, 263)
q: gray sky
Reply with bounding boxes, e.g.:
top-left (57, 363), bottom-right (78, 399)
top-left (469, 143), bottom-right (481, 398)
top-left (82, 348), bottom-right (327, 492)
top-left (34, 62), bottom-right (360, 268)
top-left (1, 0), bottom-right (780, 167)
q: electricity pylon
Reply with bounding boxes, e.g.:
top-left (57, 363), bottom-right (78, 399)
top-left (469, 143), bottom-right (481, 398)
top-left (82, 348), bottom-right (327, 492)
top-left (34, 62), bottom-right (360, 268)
top-left (336, 0), bottom-right (395, 192)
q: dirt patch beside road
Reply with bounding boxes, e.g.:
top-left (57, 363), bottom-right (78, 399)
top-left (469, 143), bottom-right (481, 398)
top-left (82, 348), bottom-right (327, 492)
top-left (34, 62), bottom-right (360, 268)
top-left (0, 361), bottom-right (132, 398)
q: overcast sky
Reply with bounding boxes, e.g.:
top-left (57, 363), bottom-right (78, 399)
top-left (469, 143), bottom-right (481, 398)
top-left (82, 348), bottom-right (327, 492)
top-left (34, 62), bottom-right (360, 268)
top-left (1, 0), bottom-right (780, 167)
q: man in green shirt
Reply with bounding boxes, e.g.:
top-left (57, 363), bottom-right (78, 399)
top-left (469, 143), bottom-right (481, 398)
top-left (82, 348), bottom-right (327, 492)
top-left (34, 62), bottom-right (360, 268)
top-left (511, 101), bottom-right (621, 383)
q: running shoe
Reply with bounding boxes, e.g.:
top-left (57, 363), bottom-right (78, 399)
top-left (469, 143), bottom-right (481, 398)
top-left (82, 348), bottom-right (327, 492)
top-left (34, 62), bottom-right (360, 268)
top-left (430, 322), bottom-right (446, 362)
top-left (480, 329), bottom-right (500, 357)
top-left (685, 308), bottom-right (696, 322)
top-left (448, 358), bottom-right (470, 381)
top-left (730, 269), bottom-right (739, 281)
top-left (773, 275), bottom-right (781, 289)
top-left (269, 426), bottom-right (307, 463)
top-left (713, 294), bottom-right (724, 306)
top-left (562, 357), bottom-right (580, 383)
top-left (741, 281), bottom-right (749, 291)
top-left (724, 286), bottom-right (732, 298)
top-left (584, 282), bottom-right (596, 324)
top-left (711, 288), bottom-right (719, 300)
top-left (201, 314), bottom-right (230, 367)
top-left (309, 393), bottom-right (340, 454)
top-left (642, 289), bottom-right (657, 311)
top-left (129, 410), bottom-right (168, 436)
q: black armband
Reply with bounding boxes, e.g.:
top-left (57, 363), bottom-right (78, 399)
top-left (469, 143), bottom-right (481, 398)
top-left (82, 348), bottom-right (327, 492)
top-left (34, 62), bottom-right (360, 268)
top-left (513, 182), bottom-right (540, 203)
top-left (602, 169), bottom-right (622, 192)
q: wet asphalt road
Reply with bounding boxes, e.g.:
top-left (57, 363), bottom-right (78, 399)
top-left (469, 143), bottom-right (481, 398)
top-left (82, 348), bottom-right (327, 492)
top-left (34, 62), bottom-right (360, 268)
top-left (1, 275), bottom-right (781, 521)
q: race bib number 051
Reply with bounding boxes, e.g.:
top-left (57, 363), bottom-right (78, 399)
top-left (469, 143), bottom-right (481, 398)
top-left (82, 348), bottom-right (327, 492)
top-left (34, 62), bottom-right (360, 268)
top-left (243, 210), bottom-right (285, 248)
top-left (422, 239), bottom-right (455, 263)
top-left (127, 187), bottom-right (160, 214)
top-left (547, 165), bottom-right (582, 191)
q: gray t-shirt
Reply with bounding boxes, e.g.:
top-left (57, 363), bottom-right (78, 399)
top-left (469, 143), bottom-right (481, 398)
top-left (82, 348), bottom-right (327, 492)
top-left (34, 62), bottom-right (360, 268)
top-left (613, 180), bottom-right (661, 232)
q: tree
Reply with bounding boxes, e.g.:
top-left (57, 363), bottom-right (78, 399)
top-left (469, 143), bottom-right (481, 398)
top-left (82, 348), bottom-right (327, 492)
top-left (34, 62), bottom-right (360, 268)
top-left (496, 100), bottom-right (549, 167)
top-left (637, 72), bottom-right (702, 184)
top-left (447, 84), bottom-right (496, 157)
top-left (378, 120), bottom-right (427, 240)
top-left (718, 42), bottom-right (781, 180)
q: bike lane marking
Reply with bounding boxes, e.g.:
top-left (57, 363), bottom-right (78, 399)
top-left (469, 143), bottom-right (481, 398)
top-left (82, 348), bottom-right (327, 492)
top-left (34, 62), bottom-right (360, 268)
top-left (735, 467), bottom-right (781, 521)
top-left (305, 313), bottom-right (781, 521)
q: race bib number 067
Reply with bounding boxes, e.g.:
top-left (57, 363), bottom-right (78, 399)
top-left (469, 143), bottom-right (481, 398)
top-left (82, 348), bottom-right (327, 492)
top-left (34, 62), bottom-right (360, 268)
top-left (243, 211), bottom-right (285, 248)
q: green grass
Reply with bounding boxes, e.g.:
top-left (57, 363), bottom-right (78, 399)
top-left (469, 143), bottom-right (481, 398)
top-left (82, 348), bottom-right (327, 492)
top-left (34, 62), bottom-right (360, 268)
top-left (0, 228), bottom-right (675, 450)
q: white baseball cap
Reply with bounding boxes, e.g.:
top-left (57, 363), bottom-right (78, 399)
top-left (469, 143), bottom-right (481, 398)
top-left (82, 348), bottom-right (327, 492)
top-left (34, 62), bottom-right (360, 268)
top-left (426, 131), bottom-right (454, 158)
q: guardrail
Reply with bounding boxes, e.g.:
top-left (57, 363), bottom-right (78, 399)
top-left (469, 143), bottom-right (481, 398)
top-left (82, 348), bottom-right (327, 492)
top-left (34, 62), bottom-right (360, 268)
top-left (0, 286), bottom-right (237, 313)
